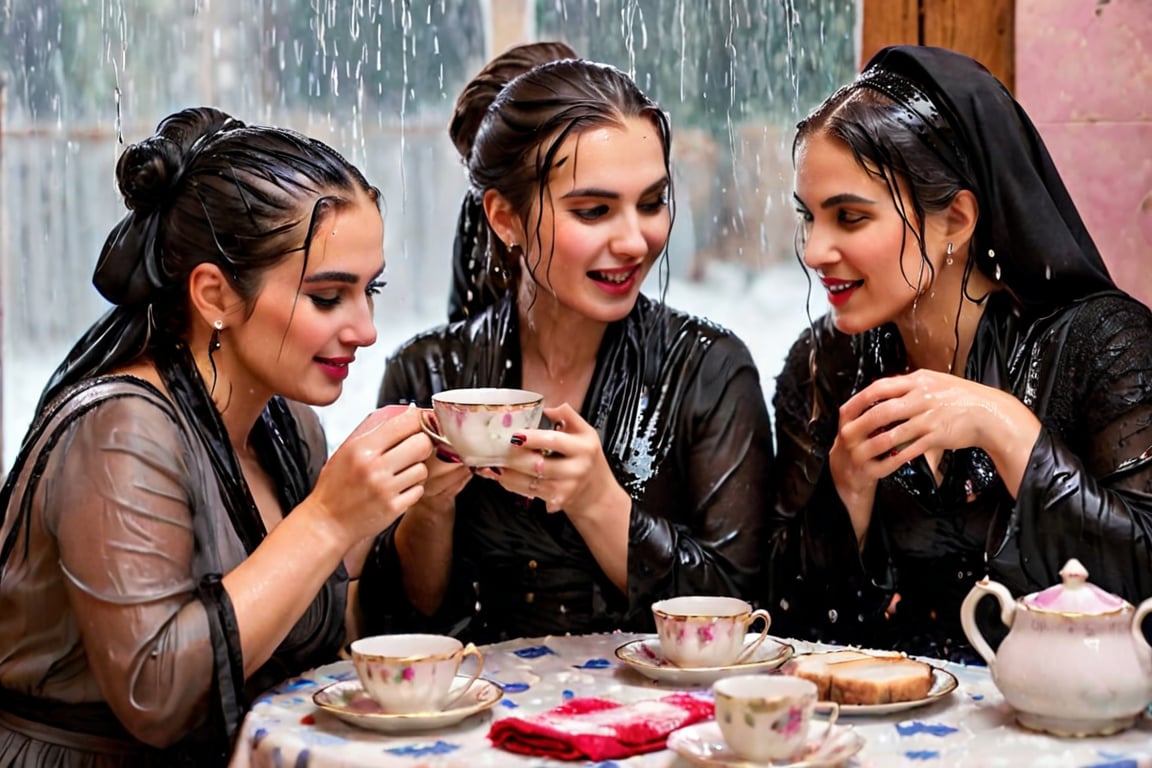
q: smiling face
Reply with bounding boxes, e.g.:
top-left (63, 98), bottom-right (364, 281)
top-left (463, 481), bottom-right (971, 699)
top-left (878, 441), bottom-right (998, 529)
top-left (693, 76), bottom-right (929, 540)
top-left (221, 195), bottom-right (384, 407)
top-left (506, 116), bottom-right (671, 326)
top-left (794, 131), bottom-right (950, 336)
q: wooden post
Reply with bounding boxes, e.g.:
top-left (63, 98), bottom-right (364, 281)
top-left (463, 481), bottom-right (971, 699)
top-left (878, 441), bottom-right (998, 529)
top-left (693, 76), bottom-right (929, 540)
top-left (862, 0), bottom-right (1015, 92)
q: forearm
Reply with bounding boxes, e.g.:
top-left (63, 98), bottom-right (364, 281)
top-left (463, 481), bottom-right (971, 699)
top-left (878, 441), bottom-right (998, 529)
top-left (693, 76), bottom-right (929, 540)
top-left (976, 389), bottom-right (1042, 498)
top-left (998, 430), bottom-right (1152, 599)
top-left (567, 483), bottom-right (632, 593)
top-left (222, 502), bottom-right (348, 677)
top-left (395, 502), bottom-right (457, 615)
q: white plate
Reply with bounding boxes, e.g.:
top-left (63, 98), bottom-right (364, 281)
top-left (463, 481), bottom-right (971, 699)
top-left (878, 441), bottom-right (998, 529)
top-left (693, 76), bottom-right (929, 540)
top-left (312, 675), bottom-right (503, 733)
top-left (614, 635), bottom-right (794, 686)
top-left (668, 721), bottom-right (864, 767)
top-left (786, 652), bottom-right (959, 716)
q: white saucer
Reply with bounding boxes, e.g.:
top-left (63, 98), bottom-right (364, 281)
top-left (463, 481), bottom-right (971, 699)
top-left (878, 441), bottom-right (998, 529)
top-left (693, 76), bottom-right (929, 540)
top-left (785, 652), bottom-right (959, 716)
top-left (668, 721), bottom-right (864, 767)
top-left (312, 675), bottom-right (503, 733)
top-left (614, 634), bottom-right (794, 686)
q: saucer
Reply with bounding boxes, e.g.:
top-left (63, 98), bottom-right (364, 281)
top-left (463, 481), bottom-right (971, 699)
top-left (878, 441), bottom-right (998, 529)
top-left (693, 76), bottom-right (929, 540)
top-left (312, 675), bottom-right (503, 733)
top-left (614, 634), bottom-right (794, 686)
top-left (668, 721), bottom-right (864, 767)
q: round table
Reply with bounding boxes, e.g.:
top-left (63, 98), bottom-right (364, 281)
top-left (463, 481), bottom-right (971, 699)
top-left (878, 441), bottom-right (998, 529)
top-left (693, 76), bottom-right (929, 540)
top-left (229, 632), bottom-right (1152, 767)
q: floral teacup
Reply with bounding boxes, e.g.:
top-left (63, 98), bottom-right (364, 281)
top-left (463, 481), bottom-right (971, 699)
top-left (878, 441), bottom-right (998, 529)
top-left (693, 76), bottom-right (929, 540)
top-left (349, 634), bottom-right (484, 714)
top-left (420, 388), bottom-right (544, 468)
top-left (651, 596), bottom-right (771, 668)
top-left (713, 674), bottom-right (839, 761)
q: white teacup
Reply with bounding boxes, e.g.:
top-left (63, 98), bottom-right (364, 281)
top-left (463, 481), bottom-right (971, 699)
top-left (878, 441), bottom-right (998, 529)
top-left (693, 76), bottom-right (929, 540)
top-left (349, 633), bottom-right (484, 714)
top-left (713, 675), bottom-right (839, 762)
top-left (419, 388), bottom-right (544, 467)
top-left (651, 596), bottom-right (771, 668)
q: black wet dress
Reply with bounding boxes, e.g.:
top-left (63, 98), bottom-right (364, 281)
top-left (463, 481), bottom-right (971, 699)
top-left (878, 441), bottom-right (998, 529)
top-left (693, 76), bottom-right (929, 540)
top-left (359, 292), bottom-right (774, 643)
top-left (768, 290), bottom-right (1152, 662)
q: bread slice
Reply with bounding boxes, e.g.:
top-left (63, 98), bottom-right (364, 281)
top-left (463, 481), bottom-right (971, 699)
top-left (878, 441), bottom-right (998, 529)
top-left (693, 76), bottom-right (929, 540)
top-left (792, 652), bottom-right (933, 705)
top-left (790, 650), bottom-right (873, 699)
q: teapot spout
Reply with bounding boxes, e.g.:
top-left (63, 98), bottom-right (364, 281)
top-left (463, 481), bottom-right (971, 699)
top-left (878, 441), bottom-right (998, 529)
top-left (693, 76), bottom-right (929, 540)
top-left (960, 577), bottom-right (1017, 666)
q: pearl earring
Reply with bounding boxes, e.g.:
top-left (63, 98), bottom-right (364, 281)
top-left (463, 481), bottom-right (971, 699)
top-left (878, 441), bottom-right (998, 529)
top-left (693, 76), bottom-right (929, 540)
top-left (945, 241), bottom-right (954, 266)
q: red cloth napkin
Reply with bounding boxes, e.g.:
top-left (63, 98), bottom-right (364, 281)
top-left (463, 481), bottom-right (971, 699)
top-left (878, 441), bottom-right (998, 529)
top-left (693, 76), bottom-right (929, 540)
top-left (488, 693), bottom-right (714, 761)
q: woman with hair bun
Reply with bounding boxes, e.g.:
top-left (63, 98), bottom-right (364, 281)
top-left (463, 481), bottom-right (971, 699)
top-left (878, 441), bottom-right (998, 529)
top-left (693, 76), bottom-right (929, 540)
top-left (447, 40), bottom-right (578, 322)
top-left (0, 107), bottom-right (433, 765)
top-left (359, 59), bottom-right (774, 643)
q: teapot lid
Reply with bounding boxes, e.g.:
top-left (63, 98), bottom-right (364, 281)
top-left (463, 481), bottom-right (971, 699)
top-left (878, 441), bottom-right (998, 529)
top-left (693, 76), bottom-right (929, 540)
top-left (1022, 559), bottom-right (1127, 615)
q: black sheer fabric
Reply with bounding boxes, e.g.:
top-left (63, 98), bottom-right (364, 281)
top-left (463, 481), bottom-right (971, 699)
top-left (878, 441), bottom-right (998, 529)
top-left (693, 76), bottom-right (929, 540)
top-left (359, 292), bottom-right (774, 643)
top-left (0, 347), bottom-right (346, 766)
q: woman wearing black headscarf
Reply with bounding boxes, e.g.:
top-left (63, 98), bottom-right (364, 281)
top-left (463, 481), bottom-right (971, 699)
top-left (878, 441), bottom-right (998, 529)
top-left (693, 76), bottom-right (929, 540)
top-left (768, 45), bottom-right (1152, 663)
top-left (0, 107), bottom-right (432, 766)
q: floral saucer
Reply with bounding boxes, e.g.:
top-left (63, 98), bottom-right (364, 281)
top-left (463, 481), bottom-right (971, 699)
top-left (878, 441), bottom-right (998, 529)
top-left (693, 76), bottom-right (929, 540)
top-left (667, 721), bottom-right (864, 767)
top-left (614, 634), bottom-right (794, 686)
top-left (312, 675), bottom-right (503, 733)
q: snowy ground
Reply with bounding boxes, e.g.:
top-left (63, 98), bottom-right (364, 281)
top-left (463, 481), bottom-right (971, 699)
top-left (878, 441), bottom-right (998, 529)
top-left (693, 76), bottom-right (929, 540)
top-left (2, 260), bottom-right (825, 467)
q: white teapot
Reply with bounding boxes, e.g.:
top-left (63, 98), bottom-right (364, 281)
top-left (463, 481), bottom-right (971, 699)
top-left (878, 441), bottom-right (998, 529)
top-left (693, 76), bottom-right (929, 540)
top-left (960, 558), bottom-right (1152, 736)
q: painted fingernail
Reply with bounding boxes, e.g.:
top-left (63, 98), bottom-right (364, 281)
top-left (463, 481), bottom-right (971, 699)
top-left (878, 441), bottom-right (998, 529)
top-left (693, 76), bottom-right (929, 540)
top-left (436, 449), bottom-right (460, 463)
top-left (510, 434), bottom-right (525, 446)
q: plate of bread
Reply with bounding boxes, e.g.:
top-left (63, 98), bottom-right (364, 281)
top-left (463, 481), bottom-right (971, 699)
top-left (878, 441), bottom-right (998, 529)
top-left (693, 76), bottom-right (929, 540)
top-left (786, 649), bottom-right (958, 715)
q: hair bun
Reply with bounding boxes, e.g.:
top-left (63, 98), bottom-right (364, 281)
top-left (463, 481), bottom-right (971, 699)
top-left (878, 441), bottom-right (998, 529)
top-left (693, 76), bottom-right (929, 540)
top-left (115, 106), bottom-right (243, 212)
top-left (115, 135), bottom-right (183, 212)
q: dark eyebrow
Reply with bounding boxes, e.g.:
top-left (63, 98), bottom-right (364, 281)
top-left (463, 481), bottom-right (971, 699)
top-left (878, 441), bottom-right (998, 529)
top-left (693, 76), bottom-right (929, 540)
top-left (303, 267), bottom-right (384, 285)
top-left (819, 193), bottom-right (876, 208)
top-left (560, 177), bottom-right (670, 201)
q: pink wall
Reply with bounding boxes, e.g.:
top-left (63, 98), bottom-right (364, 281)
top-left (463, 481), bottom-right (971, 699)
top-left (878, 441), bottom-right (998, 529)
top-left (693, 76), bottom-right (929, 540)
top-left (1015, 0), bottom-right (1152, 306)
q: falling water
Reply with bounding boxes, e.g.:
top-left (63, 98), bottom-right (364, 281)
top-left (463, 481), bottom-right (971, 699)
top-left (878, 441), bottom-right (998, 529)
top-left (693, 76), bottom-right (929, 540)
top-left (0, 0), bottom-right (852, 465)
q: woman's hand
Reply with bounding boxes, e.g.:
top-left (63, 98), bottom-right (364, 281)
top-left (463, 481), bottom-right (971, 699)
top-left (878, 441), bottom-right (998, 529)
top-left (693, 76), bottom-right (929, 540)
top-left (836, 370), bottom-right (1042, 506)
top-left (310, 406), bottom-right (434, 546)
top-left (413, 444), bottom-right (473, 515)
top-left (475, 403), bottom-right (627, 521)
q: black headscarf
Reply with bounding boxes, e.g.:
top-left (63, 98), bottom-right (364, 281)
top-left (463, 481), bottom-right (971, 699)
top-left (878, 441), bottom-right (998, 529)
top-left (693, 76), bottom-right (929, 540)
top-left (860, 45), bottom-right (1115, 311)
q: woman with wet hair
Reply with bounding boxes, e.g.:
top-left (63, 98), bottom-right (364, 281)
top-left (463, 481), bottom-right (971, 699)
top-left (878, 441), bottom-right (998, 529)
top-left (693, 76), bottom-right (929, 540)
top-left (447, 40), bottom-right (578, 321)
top-left (769, 45), bottom-right (1152, 663)
top-left (0, 107), bottom-right (433, 765)
top-left (359, 59), bottom-right (774, 642)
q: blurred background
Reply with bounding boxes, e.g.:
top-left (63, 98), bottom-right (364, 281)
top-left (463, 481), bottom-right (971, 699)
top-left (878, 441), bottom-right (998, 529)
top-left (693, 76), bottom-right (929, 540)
top-left (1, 0), bottom-right (1148, 466)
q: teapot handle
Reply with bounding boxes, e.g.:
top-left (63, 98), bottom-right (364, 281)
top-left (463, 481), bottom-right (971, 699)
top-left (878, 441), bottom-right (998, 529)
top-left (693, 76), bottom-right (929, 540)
top-left (960, 578), bottom-right (1017, 666)
top-left (1132, 596), bottom-right (1152, 658)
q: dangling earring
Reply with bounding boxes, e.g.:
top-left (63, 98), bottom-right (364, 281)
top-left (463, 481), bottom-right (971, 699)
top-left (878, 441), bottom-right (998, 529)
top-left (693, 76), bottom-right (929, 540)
top-left (209, 320), bottom-right (223, 397)
top-left (945, 241), bottom-right (954, 266)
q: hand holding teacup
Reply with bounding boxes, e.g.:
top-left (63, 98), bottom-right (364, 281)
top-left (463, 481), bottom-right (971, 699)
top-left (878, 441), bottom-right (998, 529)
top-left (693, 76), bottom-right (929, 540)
top-left (478, 402), bottom-right (630, 520)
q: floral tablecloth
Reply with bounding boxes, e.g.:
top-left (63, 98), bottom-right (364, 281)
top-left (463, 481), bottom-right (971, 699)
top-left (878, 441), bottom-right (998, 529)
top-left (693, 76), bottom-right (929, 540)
top-left (229, 632), bottom-right (1152, 767)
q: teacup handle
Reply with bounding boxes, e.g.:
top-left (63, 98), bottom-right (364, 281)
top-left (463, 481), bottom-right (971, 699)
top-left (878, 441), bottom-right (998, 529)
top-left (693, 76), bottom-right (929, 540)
top-left (441, 643), bottom-right (485, 710)
top-left (418, 410), bottom-right (455, 450)
top-left (812, 701), bottom-right (840, 748)
top-left (734, 608), bottom-right (772, 663)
